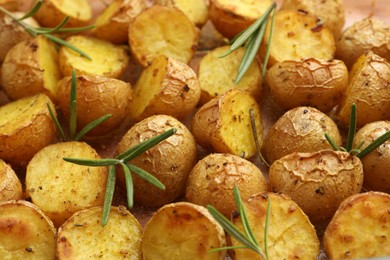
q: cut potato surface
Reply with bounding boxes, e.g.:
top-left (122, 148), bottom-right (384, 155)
top-left (0, 200), bottom-right (56, 260)
top-left (0, 159), bottom-right (22, 201)
top-left (57, 206), bottom-right (142, 259)
top-left (323, 192), bottom-right (390, 259)
top-left (26, 141), bottom-right (108, 227)
top-left (142, 202), bottom-right (226, 260)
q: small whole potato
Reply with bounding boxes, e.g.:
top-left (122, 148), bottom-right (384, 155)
top-left (185, 153), bottom-right (268, 217)
top-left (262, 106), bottom-right (342, 165)
top-left (0, 159), bottom-right (22, 201)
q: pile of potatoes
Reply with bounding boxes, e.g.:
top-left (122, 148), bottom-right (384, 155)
top-left (0, 0), bottom-right (389, 259)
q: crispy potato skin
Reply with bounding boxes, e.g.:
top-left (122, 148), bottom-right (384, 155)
top-left (186, 153), bottom-right (268, 217)
top-left (353, 121), bottom-right (390, 193)
top-left (116, 115), bottom-right (197, 207)
top-left (0, 93), bottom-right (56, 167)
top-left (142, 202), bottom-right (226, 260)
top-left (0, 0), bottom-right (18, 11)
top-left (262, 106), bottom-right (342, 165)
top-left (336, 18), bottom-right (390, 69)
top-left (0, 200), bottom-right (56, 259)
top-left (337, 51), bottom-right (390, 128)
top-left (0, 159), bottom-right (22, 201)
top-left (266, 58), bottom-right (348, 112)
top-left (323, 192), bottom-right (390, 259)
top-left (57, 206), bottom-right (142, 259)
top-left (57, 74), bottom-right (132, 136)
top-left (231, 192), bottom-right (320, 260)
top-left (269, 150), bottom-right (363, 226)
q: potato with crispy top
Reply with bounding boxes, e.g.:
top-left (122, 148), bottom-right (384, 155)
top-left (260, 10), bottom-right (335, 68)
top-left (186, 153), bottom-right (268, 217)
top-left (0, 159), bottom-right (22, 201)
top-left (266, 58), bottom-right (348, 113)
top-left (129, 55), bottom-right (200, 122)
top-left (231, 192), bottom-right (319, 259)
top-left (198, 45), bottom-right (262, 105)
top-left (323, 192), bottom-right (390, 259)
top-left (92, 0), bottom-right (146, 44)
top-left (128, 5), bottom-right (199, 67)
top-left (0, 200), bottom-right (56, 259)
top-left (142, 202), bottom-right (226, 260)
top-left (1, 35), bottom-right (62, 101)
top-left (26, 141), bottom-right (108, 227)
top-left (0, 93), bottom-right (56, 167)
top-left (192, 89), bottom-right (263, 159)
top-left (262, 106), bottom-right (342, 165)
top-left (59, 35), bottom-right (129, 78)
top-left (57, 74), bottom-right (132, 137)
top-left (57, 206), bottom-right (142, 259)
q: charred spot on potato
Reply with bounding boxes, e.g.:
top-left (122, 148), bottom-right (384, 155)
top-left (315, 187), bottom-right (325, 195)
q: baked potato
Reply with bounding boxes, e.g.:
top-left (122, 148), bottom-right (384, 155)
top-left (0, 0), bottom-right (18, 11)
top-left (0, 159), bottom-right (22, 201)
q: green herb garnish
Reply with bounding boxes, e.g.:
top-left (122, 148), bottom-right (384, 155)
top-left (0, 0), bottom-right (93, 60)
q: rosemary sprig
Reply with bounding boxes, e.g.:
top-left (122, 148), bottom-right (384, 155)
top-left (64, 128), bottom-right (177, 226)
top-left (220, 2), bottom-right (277, 84)
top-left (0, 0), bottom-right (93, 60)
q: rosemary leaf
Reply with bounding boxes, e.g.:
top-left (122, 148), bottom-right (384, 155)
top-left (262, 7), bottom-right (276, 78)
top-left (209, 245), bottom-right (247, 253)
top-left (126, 163), bottom-right (165, 190)
top-left (63, 158), bottom-right (119, 166)
top-left (356, 131), bottom-right (390, 159)
top-left (47, 103), bottom-right (66, 141)
top-left (41, 16), bottom-right (70, 34)
top-left (325, 133), bottom-right (340, 151)
top-left (264, 198), bottom-right (271, 260)
top-left (120, 162), bottom-right (134, 208)
top-left (346, 104), bottom-right (357, 152)
top-left (69, 69), bottom-right (77, 140)
top-left (44, 25), bottom-right (95, 34)
top-left (44, 34), bottom-right (92, 60)
top-left (249, 109), bottom-right (269, 167)
top-left (17, 0), bottom-right (42, 20)
top-left (74, 114), bottom-right (112, 141)
top-left (101, 165), bottom-right (116, 226)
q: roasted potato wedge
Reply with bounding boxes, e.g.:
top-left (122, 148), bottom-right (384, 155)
top-left (58, 35), bottom-right (129, 78)
top-left (0, 200), bottom-right (56, 259)
top-left (129, 55), bottom-right (200, 122)
top-left (0, 93), bottom-right (56, 167)
top-left (128, 5), bottom-right (199, 67)
top-left (323, 192), bottom-right (390, 259)
top-left (186, 153), bottom-right (268, 217)
top-left (25, 141), bottom-right (108, 227)
top-left (192, 89), bottom-right (263, 159)
top-left (1, 35), bottom-right (62, 101)
top-left (231, 192), bottom-right (320, 259)
top-left (142, 202), bottom-right (226, 260)
top-left (0, 159), bottom-right (22, 201)
top-left (266, 58), bottom-right (348, 113)
top-left (197, 45), bottom-right (262, 105)
top-left (0, 0), bottom-right (18, 11)
top-left (57, 206), bottom-right (142, 259)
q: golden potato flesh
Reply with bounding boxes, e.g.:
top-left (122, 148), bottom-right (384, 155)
top-left (128, 5), bottom-right (199, 67)
top-left (34, 0), bottom-right (92, 28)
top-left (142, 202), bottom-right (226, 260)
top-left (0, 93), bottom-right (56, 167)
top-left (269, 150), bottom-right (363, 226)
top-left (186, 153), bottom-right (268, 217)
top-left (0, 200), bottom-right (56, 260)
top-left (57, 74), bottom-right (132, 137)
top-left (266, 58), bottom-right (348, 113)
top-left (1, 35), bottom-right (62, 102)
top-left (116, 115), bottom-right (197, 207)
top-left (209, 0), bottom-right (274, 39)
top-left (231, 192), bottom-right (319, 260)
top-left (323, 192), bottom-right (390, 259)
top-left (59, 35), bottom-right (129, 78)
top-left (353, 121), bottom-right (390, 193)
top-left (57, 206), bottom-right (142, 259)
top-left (260, 10), bottom-right (335, 68)
top-left (129, 55), bottom-right (200, 122)
top-left (0, 159), bottom-right (22, 201)
top-left (337, 51), bottom-right (390, 128)
top-left (336, 18), bottom-right (390, 69)
top-left (262, 106), bottom-right (342, 165)
top-left (198, 45), bottom-right (263, 105)
top-left (26, 141), bottom-right (108, 227)
top-left (92, 0), bottom-right (146, 44)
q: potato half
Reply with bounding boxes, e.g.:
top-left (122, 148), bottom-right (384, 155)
top-left (186, 153), bottom-right (268, 217)
top-left (231, 192), bottom-right (319, 259)
top-left (142, 202), bottom-right (226, 260)
top-left (0, 200), bottom-right (56, 260)
top-left (128, 5), bottom-right (199, 67)
top-left (57, 206), bottom-right (142, 259)
top-left (0, 159), bottom-right (22, 201)
top-left (129, 55), bottom-right (200, 122)
top-left (0, 93), bottom-right (56, 167)
top-left (1, 35), bottom-right (62, 102)
top-left (192, 89), bottom-right (263, 159)
top-left (25, 141), bottom-right (108, 227)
